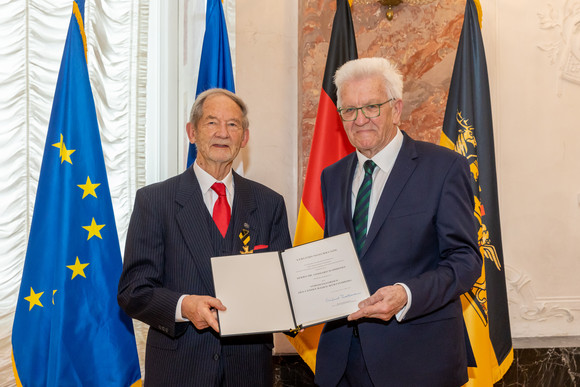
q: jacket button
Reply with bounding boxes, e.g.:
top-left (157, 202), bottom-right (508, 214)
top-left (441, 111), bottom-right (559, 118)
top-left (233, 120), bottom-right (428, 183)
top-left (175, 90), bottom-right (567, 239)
top-left (213, 353), bottom-right (220, 361)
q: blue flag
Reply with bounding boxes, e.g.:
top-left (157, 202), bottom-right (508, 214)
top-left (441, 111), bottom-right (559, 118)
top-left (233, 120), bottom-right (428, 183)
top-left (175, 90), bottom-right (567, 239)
top-left (187, 0), bottom-right (235, 167)
top-left (11, 1), bottom-right (141, 386)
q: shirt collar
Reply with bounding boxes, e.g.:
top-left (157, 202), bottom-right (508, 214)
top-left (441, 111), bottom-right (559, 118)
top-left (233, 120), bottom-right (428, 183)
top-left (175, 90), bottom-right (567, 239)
top-left (193, 161), bottom-right (234, 195)
top-left (355, 128), bottom-right (404, 173)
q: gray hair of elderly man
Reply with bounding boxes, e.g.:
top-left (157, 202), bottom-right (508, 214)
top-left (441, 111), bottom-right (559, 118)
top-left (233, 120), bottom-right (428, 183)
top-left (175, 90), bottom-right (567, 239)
top-left (334, 57), bottom-right (403, 108)
top-left (188, 88), bottom-right (250, 131)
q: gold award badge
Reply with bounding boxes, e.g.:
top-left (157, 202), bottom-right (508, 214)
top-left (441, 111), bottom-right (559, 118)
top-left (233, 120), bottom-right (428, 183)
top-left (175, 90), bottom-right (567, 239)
top-left (239, 228), bottom-right (253, 254)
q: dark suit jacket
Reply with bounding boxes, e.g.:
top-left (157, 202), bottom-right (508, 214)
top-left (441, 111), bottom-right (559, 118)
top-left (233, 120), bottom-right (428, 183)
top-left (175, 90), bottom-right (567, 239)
top-left (315, 132), bottom-right (482, 387)
top-left (118, 167), bottom-right (291, 387)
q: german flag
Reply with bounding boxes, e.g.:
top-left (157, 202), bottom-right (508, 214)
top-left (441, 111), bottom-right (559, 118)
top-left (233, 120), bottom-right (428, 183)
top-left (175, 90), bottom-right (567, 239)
top-left (288, 0), bottom-right (357, 372)
top-left (440, 0), bottom-right (513, 384)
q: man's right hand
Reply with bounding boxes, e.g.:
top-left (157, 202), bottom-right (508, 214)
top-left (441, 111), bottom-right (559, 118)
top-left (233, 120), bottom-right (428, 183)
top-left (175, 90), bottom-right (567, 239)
top-left (181, 295), bottom-right (226, 332)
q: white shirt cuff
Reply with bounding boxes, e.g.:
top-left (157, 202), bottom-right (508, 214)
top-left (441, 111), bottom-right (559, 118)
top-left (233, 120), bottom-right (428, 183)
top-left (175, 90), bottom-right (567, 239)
top-left (175, 294), bottom-right (189, 322)
top-left (394, 282), bottom-right (412, 322)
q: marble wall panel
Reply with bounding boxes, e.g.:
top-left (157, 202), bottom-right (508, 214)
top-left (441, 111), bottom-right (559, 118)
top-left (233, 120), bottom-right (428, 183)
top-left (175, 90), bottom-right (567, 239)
top-left (299, 0), bottom-right (464, 190)
top-left (490, 347), bottom-right (580, 386)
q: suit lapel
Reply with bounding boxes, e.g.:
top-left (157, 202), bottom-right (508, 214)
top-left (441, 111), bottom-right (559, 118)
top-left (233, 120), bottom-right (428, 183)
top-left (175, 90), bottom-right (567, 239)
top-left (343, 154), bottom-right (358, 239)
top-left (229, 172), bottom-right (258, 254)
top-left (175, 168), bottom-right (216, 293)
top-left (362, 134), bottom-right (418, 257)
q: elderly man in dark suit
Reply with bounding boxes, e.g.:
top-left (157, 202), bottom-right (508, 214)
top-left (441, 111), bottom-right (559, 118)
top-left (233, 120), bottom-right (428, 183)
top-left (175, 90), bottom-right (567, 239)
top-left (118, 88), bottom-right (291, 386)
top-left (314, 57), bottom-right (482, 387)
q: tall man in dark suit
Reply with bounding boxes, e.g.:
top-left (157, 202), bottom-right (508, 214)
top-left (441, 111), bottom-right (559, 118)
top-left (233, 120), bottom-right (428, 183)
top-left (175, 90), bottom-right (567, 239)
top-left (314, 57), bottom-right (483, 387)
top-left (118, 88), bottom-right (292, 386)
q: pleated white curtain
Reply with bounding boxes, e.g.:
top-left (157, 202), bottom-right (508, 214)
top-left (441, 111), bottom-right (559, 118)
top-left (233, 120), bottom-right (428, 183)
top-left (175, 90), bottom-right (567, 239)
top-left (0, 0), bottom-right (149, 384)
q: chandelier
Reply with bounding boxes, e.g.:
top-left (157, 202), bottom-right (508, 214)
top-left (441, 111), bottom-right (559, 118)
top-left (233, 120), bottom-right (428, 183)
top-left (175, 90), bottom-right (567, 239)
top-left (377, 0), bottom-right (437, 20)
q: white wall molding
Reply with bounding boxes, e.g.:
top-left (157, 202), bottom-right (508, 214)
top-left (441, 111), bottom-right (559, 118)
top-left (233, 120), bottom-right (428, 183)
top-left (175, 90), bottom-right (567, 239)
top-left (506, 265), bottom-right (580, 337)
top-left (537, 2), bottom-right (580, 94)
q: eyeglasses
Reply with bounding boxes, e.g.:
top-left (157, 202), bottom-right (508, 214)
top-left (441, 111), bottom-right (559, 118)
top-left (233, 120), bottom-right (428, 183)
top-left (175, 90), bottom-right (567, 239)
top-left (337, 99), bottom-right (395, 122)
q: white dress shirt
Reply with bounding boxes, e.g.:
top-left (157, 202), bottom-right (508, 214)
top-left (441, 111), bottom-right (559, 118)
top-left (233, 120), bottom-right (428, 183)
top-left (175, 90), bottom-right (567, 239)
top-left (350, 129), bottom-right (412, 321)
top-left (175, 161), bottom-right (235, 322)
top-left (193, 161), bottom-right (235, 213)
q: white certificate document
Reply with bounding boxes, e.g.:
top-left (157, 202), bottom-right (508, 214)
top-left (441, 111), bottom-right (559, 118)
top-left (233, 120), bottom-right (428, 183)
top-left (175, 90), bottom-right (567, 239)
top-left (211, 233), bottom-right (369, 336)
top-left (281, 233), bottom-right (369, 327)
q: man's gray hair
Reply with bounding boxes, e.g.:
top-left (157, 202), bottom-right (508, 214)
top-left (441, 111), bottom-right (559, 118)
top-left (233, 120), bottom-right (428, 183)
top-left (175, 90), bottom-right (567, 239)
top-left (189, 88), bottom-right (249, 130)
top-left (334, 57), bottom-right (403, 107)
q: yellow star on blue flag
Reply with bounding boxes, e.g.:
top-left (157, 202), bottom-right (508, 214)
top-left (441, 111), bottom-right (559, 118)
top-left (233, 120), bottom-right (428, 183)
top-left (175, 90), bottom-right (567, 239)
top-left (24, 288), bottom-right (44, 311)
top-left (78, 176), bottom-right (100, 198)
top-left (83, 217), bottom-right (105, 240)
top-left (67, 257), bottom-right (90, 279)
top-left (52, 133), bottom-right (76, 164)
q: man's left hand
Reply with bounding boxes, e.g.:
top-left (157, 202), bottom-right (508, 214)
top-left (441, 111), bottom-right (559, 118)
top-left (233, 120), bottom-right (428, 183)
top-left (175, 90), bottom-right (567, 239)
top-left (347, 284), bottom-right (408, 322)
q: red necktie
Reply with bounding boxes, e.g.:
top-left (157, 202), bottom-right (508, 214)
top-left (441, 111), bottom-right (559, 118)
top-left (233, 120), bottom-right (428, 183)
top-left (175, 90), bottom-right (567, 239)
top-left (211, 182), bottom-right (231, 237)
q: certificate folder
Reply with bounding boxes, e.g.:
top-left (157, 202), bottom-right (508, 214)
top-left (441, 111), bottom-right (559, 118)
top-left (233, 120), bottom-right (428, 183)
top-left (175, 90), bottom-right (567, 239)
top-left (210, 232), bottom-right (370, 337)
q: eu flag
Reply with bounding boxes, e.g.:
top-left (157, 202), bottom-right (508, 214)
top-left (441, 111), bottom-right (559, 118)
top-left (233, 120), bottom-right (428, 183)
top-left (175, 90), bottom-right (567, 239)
top-left (187, 0), bottom-right (236, 167)
top-left (11, 1), bottom-right (141, 385)
top-left (440, 0), bottom-right (513, 384)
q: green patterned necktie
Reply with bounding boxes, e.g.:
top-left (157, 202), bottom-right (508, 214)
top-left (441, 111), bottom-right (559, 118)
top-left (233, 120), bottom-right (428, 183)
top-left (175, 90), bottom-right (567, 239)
top-left (353, 160), bottom-right (377, 254)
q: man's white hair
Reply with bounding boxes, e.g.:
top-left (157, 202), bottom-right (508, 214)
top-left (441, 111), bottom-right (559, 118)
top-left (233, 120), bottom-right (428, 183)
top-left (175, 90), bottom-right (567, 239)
top-left (334, 57), bottom-right (403, 107)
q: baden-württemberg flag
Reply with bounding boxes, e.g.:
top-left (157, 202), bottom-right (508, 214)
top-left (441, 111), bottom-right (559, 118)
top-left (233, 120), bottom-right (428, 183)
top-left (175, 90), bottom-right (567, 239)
top-left (187, 0), bottom-right (236, 167)
top-left (11, 1), bottom-right (141, 385)
top-left (440, 0), bottom-right (513, 384)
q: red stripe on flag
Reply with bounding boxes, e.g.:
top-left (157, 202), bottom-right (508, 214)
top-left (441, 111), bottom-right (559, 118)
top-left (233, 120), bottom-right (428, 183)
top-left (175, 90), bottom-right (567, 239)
top-left (300, 89), bottom-right (355, 228)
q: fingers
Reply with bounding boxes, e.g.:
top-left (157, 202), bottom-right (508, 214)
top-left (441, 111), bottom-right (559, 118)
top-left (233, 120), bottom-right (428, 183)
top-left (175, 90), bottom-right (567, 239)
top-left (347, 309), bottom-right (367, 321)
top-left (182, 295), bottom-right (227, 332)
top-left (348, 290), bottom-right (387, 320)
top-left (347, 293), bottom-right (381, 320)
top-left (357, 292), bottom-right (382, 309)
top-left (347, 285), bottom-right (408, 322)
top-left (206, 297), bottom-right (227, 312)
top-left (348, 301), bottom-right (392, 321)
top-left (202, 309), bottom-right (220, 333)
